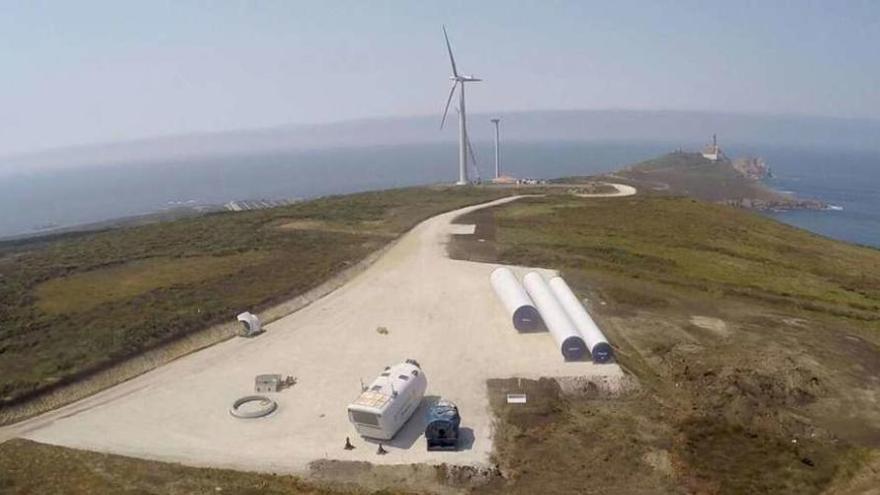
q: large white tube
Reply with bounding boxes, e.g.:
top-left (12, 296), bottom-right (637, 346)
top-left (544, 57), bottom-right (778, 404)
top-left (523, 272), bottom-right (587, 361)
top-left (490, 267), bottom-right (543, 331)
top-left (549, 277), bottom-right (614, 363)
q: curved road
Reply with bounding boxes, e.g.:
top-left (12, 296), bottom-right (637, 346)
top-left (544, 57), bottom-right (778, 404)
top-left (1, 188), bottom-right (630, 473)
top-left (572, 182), bottom-right (637, 198)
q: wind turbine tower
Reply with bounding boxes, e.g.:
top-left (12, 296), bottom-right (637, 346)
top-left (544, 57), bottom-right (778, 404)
top-left (491, 118), bottom-right (501, 179)
top-left (440, 26), bottom-right (482, 186)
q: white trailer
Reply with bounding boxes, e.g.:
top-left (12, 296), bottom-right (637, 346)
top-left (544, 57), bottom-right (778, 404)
top-left (490, 267), bottom-right (543, 331)
top-left (347, 359), bottom-right (427, 440)
top-left (522, 272), bottom-right (588, 361)
top-left (549, 277), bottom-right (614, 363)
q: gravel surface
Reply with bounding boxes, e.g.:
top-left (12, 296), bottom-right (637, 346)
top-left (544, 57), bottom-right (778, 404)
top-left (4, 195), bottom-right (624, 474)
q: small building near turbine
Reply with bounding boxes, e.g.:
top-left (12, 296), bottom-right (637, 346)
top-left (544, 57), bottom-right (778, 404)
top-left (491, 175), bottom-right (518, 185)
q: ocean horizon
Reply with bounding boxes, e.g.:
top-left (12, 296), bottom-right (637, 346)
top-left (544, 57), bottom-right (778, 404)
top-left (1, 140), bottom-right (878, 249)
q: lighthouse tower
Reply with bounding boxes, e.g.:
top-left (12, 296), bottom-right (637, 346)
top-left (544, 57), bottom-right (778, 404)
top-left (702, 134), bottom-right (723, 162)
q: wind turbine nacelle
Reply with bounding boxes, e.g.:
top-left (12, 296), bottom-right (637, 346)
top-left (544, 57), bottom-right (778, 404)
top-left (451, 76), bottom-right (482, 82)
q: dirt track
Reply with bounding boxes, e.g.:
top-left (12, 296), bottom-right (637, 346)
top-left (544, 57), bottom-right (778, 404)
top-left (0, 191), bottom-right (629, 474)
top-left (573, 183), bottom-right (637, 197)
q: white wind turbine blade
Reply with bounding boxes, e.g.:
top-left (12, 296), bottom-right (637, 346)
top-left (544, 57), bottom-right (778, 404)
top-left (440, 81), bottom-right (458, 129)
top-left (442, 25), bottom-right (459, 78)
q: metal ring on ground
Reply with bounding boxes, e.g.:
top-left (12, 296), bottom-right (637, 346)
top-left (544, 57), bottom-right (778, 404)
top-left (230, 395), bottom-right (277, 418)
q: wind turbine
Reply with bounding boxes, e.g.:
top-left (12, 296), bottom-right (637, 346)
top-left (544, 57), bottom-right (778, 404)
top-left (490, 118), bottom-right (501, 179)
top-left (440, 25), bottom-right (481, 186)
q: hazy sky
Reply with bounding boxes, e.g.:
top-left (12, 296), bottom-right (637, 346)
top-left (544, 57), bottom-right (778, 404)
top-left (1, 0), bottom-right (878, 155)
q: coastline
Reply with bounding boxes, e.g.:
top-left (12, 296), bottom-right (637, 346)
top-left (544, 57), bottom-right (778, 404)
top-left (734, 156), bottom-right (829, 212)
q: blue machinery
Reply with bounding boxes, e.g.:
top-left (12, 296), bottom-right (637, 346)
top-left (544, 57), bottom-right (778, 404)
top-left (425, 400), bottom-right (461, 451)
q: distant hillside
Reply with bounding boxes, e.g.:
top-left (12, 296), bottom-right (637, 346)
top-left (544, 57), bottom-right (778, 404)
top-left (3, 110), bottom-right (880, 175)
top-left (0, 205), bottom-right (222, 244)
top-left (613, 152), bottom-right (825, 210)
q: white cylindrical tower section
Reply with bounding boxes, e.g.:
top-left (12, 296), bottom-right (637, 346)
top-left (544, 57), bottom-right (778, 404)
top-left (491, 118), bottom-right (501, 178)
top-left (490, 267), bottom-right (543, 331)
top-left (457, 83), bottom-right (468, 185)
top-left (549, 277), bottom-right (614, 363)
top-left (523, 272), bottom-right (587, 361)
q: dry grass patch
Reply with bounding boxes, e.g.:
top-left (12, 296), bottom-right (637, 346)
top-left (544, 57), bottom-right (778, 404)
top-left (449, 194), bottom-right (880, 493)
top-left (35, 252), bottom-right (269, 314)
top-left (276, 219), bottom-right (393, 237)
top-left (0, 439), bottom-right (410, 495)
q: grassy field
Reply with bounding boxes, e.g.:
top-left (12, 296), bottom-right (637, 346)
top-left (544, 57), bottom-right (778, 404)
top-left (451, 193), bottom-right (880, 494)
top-left (4, 177), bottom-right (880, 493)
top-left (0, 438), bottom-right (412, 495)
top-left (494, 195), bottom-right (879, 318)
top-left (34, 253), bottom-right (271, 314)
top-left (478, 378), bottom-right (872, 495)
top-left (0, 186), bottom-right (511, 408)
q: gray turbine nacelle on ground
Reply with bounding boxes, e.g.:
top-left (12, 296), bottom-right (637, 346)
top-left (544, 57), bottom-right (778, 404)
top-left (236, 311), bottom-right (262, 337)
top-left (440, 25), bottom-right (482, 186)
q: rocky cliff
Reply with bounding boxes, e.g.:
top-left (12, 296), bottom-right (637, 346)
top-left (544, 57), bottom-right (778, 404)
top-left (732, 157), bottom-right (772, 181)
top-left (613, 152), bottom-right (825, 211)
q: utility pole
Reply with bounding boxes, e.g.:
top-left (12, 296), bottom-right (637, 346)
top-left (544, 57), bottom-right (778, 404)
top-left (491, 118), bottom-right (501, 179)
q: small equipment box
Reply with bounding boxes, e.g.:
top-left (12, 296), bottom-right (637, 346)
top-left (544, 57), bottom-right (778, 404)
top-left (425, 400), bottom-right (461, 451)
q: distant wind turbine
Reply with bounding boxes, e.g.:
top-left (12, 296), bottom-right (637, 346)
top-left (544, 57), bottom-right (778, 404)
top-left (490, 117), bottom-right (501, 179)
top-left (440, 25), bottom-right (481, 185)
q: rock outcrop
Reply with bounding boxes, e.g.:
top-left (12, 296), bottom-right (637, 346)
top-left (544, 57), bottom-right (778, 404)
top-left (732, 157), bottom-right (771, 181)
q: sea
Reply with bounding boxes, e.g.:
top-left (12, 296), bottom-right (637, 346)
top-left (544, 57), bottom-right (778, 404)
top-left (742, 145), bottom-right (880, 250)
top-left (1, 141), bottom-right (878, 249)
